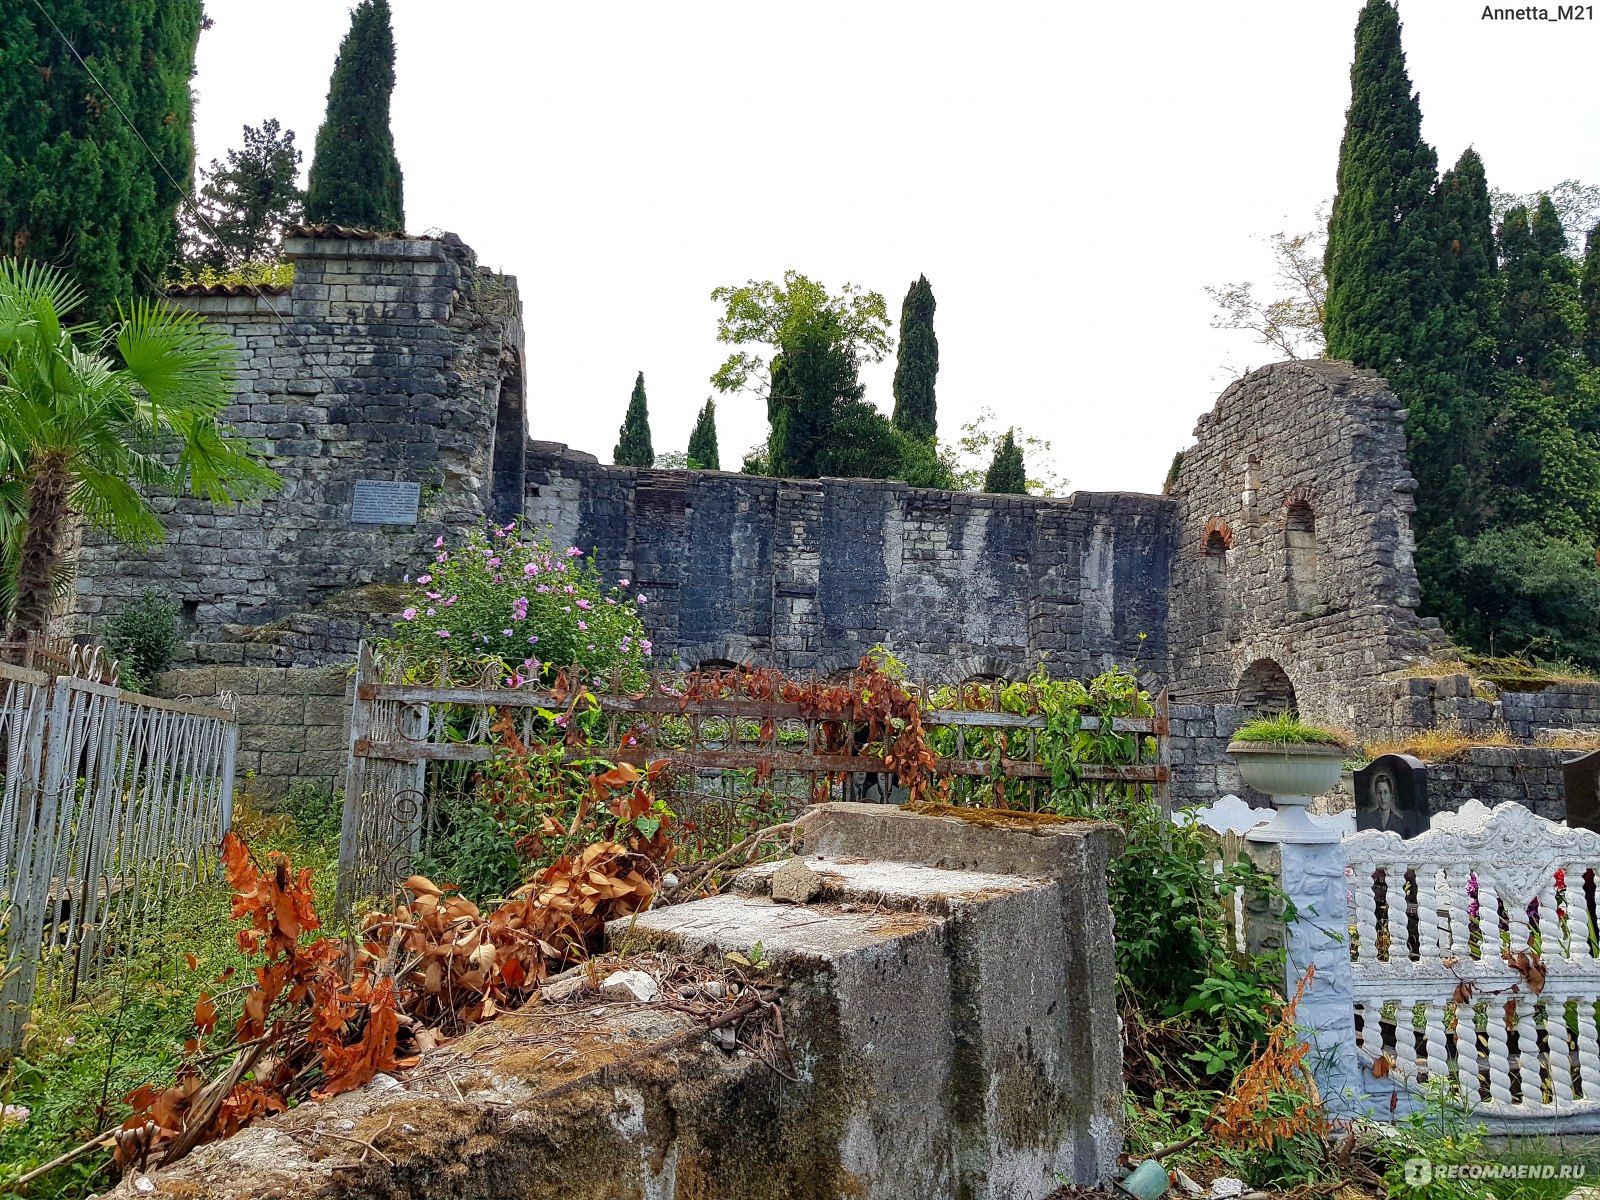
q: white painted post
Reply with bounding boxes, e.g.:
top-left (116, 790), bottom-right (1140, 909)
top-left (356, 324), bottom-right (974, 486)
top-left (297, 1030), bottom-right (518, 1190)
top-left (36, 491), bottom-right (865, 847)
top-left (1247, 820), bottom-right (1368, 1118)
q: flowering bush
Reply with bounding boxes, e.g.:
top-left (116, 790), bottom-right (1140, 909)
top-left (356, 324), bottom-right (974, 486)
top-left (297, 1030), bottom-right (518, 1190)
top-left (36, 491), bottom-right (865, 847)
top-left (382, 524), bottom-right (650, 684)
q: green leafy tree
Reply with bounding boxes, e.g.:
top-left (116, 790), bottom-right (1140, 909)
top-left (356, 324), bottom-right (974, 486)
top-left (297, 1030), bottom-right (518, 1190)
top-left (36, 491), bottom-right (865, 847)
top-left (891, 275), bottom-right (938, 440)
top-left (1323, 0), bottom-right (1443, 373)
top-left (0, 2), bottom-right (203, 315)
top-left (304, 0), bottom-right (404, 232)
top-left (184, 119), bottom-right (304, 269)
top-left (816, 400), bottom-right (954, 487)
top-left (983, 430), bottom-right (1027, 495)
top-left (613, 371), bottom-right (654, 467)
top-left (765, 315), bottom-right (864, 477)
top-left (711, 271), bottom-right (892, 478)
top-left (0, 259), bottom-right (279, 636)
top-left (686, 397), bottom-right (719, 470)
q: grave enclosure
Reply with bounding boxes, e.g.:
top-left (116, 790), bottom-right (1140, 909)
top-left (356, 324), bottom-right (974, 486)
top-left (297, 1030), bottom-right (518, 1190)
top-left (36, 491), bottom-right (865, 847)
top-left (69, 225), bottom-right (1600, 814)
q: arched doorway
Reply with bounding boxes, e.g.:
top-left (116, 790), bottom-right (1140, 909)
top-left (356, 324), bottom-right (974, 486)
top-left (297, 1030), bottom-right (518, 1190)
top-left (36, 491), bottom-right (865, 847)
top-left (1236, 658), bottom-right (1297, 713)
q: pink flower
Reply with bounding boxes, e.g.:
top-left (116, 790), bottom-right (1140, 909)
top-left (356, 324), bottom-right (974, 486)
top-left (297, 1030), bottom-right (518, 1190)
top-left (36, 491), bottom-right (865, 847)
top-left (426, 607), bottom-right (437, 616)
top-left (527, 635), bottom-right (539, 645)
top-left (502, 628), bottom-right (514, 637)
top-left (566, 546), bottom-right (583, 557)
top-left (434, 537), bottom-right (445, 548)
top-left (445, 595), bottom-right (458, 606)
top-left (426, 591), bottom-right (441, 600)
top-left (402, 607), bottom-right (418, 621)
top-left (577, 620), bottom-right (587, 631)
top-left (619, 579), bottom-right (630, 587)
top-left (435, 629), bottom-right (451, 639)
top-left (636, 594), bottom-right (649, 605)
top-left (641, 639), bottom-right (653, 654)
top-left (606, 597), bottom-right (616, 606)
top-left (488, 557), bottom-right (501, 567)
top-left (576, 599), bottom-right (592, 610)
top-left (417, 574), bottom-right (433, 585)
top-left (524, 563), bottom-right (540, 577)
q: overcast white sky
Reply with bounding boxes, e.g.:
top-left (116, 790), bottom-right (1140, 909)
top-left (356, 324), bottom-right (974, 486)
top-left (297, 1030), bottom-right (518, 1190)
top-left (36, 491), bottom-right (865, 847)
top-left (192, 1), bottom-right (1599, 494)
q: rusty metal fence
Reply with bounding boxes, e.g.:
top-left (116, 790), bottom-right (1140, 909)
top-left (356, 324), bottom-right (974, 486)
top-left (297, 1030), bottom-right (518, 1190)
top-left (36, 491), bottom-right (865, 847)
top-left (336, 645), bottom-right (1168, 911)
top-left (0, 657), bottom-right (238, 1051)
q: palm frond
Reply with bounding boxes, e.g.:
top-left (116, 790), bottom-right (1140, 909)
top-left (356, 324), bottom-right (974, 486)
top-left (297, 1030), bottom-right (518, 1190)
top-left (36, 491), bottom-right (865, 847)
top-left (71, 468), bottom-right (166, 547)
top-left (114, 298), bottom-right (236, 420)
top-left (174, 416), bottom-right (282, 505)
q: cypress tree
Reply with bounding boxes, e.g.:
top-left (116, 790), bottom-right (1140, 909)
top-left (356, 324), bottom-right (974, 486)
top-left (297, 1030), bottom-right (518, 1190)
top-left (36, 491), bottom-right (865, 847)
top-left (304, 0), bottom-right (405, 231)
top-left (1497, 199), bottom-right (1579, 381)
top-left (1404, 148), bottom-right (1497, 548)
top-left (891, 275), bottom-right (939, 441)
top-left (613, 372), bottom-right (655, 468)
top-left (686, 398), bottom-right (720, 470)
top-left (1324, 0), bottom-right (1443, 371)
top-left (983, 431), bottom-right (1027, 495)
top-left (1574, 224), bottom-right (1600, 369)
top-left (0, 2), bottom-right (203, 314)
top-left (1581, 221), bottom-right (1600, 368)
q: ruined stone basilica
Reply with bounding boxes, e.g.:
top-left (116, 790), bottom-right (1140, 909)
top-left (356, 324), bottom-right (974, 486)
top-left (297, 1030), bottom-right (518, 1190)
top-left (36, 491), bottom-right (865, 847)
top-left (72, 227), bottom-right (1594, 808)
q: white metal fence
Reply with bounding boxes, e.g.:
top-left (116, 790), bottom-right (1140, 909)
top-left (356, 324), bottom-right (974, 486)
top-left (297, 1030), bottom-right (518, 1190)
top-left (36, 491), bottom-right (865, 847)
top-left (0, 658), bottom-right (238, 1051)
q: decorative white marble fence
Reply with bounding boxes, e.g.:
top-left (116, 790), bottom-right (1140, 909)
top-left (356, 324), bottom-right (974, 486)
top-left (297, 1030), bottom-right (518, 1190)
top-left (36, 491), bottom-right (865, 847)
top-left (1183, 795), bottom-right (1600, 1133)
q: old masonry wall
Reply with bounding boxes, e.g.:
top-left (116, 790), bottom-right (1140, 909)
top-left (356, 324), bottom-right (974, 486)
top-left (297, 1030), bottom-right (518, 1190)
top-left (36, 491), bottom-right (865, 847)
top-left (69, 228), bottom-right (526, 662)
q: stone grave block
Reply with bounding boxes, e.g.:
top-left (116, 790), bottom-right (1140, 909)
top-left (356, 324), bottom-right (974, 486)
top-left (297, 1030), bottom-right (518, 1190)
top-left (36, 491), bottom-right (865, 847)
top-left (1562, 749), bottom-right (1600, 833)
top-left (1354, 753), bottom-right (1429, 837)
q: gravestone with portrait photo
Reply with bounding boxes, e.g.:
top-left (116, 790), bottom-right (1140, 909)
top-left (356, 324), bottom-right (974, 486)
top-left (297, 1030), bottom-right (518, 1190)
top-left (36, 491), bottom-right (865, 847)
top-left (1562, 750), bottom-right (1600, 833)
top-left (1354, 753), bottom-right (1430, 837)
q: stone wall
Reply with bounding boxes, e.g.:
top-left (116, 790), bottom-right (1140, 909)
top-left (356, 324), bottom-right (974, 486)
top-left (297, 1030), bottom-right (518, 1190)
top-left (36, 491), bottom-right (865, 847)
top-left (1424, 747), bottom-right (1568, 822)
top-left (524, 443), bottom-right (1174, 679)
top-left (152, 664), bottom-right (351, 801)
top-left (1166, 360), bottom-right (1443, 729)
top-left (71, 229), bottom-right (525, 663)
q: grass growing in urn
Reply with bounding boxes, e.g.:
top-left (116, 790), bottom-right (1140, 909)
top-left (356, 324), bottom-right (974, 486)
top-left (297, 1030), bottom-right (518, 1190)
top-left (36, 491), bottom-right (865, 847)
top-left (1230, 713), bottom-right (1352, 748)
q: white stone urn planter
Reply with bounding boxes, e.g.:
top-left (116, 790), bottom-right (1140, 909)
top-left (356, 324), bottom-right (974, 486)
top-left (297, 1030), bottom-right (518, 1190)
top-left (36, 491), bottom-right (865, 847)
top-left (1227, 740), bottom-right (1348, 844)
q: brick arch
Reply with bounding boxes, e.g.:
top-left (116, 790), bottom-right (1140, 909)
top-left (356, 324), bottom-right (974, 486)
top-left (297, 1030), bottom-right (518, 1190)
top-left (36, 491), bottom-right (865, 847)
top-left (1201, 516), bottom-right (1233, 555)
top-left (1280, 484), bottom-right (1319, 523)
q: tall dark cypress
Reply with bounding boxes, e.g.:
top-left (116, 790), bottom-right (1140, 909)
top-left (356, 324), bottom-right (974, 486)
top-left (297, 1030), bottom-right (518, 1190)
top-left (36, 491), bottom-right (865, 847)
top-left (0, 2), bottom-right (203, 313)
top-left (1497, 200), bottom-right (1579, 381)
top-left (613, 372), bottom-right (655, 468)
top-left (891, 275), bottom-right (939, 441)
top-left (305, 0), bottom-right (405, 231)
top-left (983, 431), bottom-right (1027, 495)
top-left (686, 398), bottom-right (720, 470)
top-left (1324, 0), bottom-right (1443, 371)
top-left (1581, 222), bottom-right (1600, 368)
top-left (1403, 147), bottom-right (1497, 546)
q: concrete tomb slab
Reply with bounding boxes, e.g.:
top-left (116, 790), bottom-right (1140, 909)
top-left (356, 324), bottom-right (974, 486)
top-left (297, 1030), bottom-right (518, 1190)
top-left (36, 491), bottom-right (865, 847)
top-left (109, 803), bottom-right (1123, 1200)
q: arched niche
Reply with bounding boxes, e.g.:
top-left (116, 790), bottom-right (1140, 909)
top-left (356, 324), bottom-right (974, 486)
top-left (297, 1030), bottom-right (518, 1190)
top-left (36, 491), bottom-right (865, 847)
top-left (1236, 658), bottom-right (1298, 713)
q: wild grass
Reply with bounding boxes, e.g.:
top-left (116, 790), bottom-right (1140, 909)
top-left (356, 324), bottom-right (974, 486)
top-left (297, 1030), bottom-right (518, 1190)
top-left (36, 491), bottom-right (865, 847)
top-left (1363, 723), bottom-right (1515, 762)
top-left (0, 791), bottom-right (340, 1199)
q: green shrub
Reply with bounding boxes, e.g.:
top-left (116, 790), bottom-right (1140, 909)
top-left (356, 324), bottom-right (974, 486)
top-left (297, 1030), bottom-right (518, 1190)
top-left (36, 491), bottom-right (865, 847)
top-left (103, 588), bottom-right (182, 693)
top-left (379, 525), bottom-right (648, 685)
